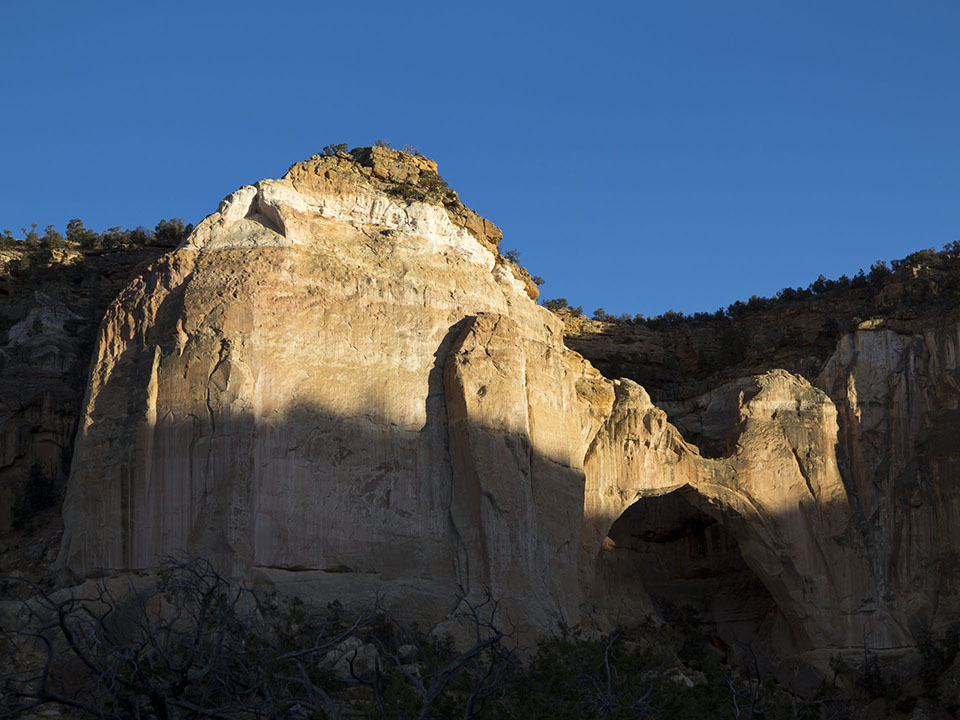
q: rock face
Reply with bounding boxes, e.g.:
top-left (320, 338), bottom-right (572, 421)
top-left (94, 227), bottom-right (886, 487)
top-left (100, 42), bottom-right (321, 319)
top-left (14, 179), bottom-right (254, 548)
top-left (0, 245), bottom-right (170, 535)
top-left (818, 324), bottom-right (960, 642)
top-left (581, 372), bottom-right (884, 659)
top-left (568, 307), bottom-right (960, 657)
top-left (58, 148), bottom-right (576, 626)
top-left (51, 147), bottom-right (960, 679)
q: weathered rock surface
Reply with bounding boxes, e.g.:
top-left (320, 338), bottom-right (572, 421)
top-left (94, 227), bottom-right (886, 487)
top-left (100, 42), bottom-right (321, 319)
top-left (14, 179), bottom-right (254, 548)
top-left (581, 371), bottom-right (882, 656)
top-left (57, 148), bottom-right (565, 626)
top-left (818, 323), bottom-right (960, 641)
top-left (568, 307), bottom-right (960, 649)
top-left (48, 147), bottom-right (960, 681)
top-left (0, 244), bottom-right (170, 538)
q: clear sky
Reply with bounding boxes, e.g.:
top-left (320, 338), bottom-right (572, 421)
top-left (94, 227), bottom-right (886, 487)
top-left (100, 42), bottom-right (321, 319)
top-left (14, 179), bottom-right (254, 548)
top-left (2, 2), bottom-right (958, 317)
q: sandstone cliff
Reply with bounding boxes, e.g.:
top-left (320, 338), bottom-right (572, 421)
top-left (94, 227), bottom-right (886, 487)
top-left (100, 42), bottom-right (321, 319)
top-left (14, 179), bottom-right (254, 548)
top-left (57, 147), bottom-right (572, 627)
top-left (46, 147), bottom-right (935, 686)
top-left (563, 267), bottom-right (960, 663)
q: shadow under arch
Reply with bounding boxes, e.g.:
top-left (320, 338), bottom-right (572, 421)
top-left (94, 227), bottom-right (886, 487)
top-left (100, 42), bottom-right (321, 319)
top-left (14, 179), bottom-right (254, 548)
top-left (592, 486), bottom-right (805, 678)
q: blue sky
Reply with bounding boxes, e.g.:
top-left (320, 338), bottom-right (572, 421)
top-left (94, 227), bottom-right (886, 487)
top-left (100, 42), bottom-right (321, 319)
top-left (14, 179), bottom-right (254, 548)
top-left (2, 2), bottom-right (958, 317)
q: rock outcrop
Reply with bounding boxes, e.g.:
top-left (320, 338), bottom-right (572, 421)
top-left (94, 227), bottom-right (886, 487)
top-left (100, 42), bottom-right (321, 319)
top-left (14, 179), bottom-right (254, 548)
top-left (0, 244), bottom-right (170, 536)
top-left (47, 147), bottom-right (959, 683)
top-left (818, 322), bottom-right (960, 642)
top-left (57, 148), bottom-right (572, 627)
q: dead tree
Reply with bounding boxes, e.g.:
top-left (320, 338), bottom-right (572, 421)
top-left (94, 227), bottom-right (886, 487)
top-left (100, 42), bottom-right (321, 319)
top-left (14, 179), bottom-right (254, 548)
top-left (0, 557), bottom-right (358, 719)
top-left (365, 589), bottom-right (519, 720)
top-left (1, 560), bottom-right (522, 720)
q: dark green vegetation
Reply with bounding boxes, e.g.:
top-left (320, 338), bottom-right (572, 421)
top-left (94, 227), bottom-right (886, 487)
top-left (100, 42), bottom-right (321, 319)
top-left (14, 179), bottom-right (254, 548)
top-left (500, 249), bottom-right (544, 287)
top-left (317, 144), bottom-right (459, 205)
top-left (551, 241), bottom-right (960, 406)
top-left (544, 242), bottom-right (960, 329)
top-left (1, 219), bottom-right (193, 255)
top-left (388, 169), bottom-right (457, 205)
top-left (1, 559), bottom-right (859, 720)
top-left (918, 626), bottom-right (960, 701)
top-left (10, 463), bottom-right (55, 532)
top-left (323, 140), bottom-right (420, 155)
top-left (541, 297), bottom-right (583, 316)
top-left (0, 219), bottom-right (192, 284)
top-left (0, 218), bottom-right (193, 537)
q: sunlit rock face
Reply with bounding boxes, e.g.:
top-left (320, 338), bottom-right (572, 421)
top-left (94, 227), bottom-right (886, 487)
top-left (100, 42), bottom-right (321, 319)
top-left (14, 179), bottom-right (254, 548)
top-left (57, 148), bottom-right (585, 626)
top-left (580, 371), bottom-right (882, 659)
top-left (818, 325), bottom-right (960, 642)
top-left (57, 147), bottom-right (898, 673)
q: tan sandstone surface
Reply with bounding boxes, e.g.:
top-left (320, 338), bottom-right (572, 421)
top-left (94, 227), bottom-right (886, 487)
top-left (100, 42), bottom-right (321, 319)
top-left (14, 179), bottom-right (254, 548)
top-left (50, 147), bottom-right (948, 680)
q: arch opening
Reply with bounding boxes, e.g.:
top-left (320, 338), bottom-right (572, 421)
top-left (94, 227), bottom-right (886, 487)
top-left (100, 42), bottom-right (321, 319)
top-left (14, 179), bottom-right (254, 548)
top-left (595, 489), bottom-right (797, 671)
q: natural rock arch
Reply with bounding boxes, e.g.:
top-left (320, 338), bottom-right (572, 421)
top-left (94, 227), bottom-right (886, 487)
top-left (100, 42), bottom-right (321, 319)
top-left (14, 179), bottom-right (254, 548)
top-left (591, 486), bottom-right (799, 674)
top-left (579, 372), bottom-right (890, 661)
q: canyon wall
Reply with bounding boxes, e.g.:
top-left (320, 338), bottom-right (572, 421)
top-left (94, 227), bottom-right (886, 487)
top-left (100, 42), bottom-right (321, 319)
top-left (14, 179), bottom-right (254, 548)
top-left (566, 295), bottom-right (960, 656)
top-left (0, 244), bottom-right (170, 536)
top-left (0, 146), bottom-right (946, 680)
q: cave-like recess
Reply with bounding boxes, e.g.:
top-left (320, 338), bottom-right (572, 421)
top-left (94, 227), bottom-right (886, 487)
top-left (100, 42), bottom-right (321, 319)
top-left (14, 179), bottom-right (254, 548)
top-left (595, 489), bottom-right (798, 671)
